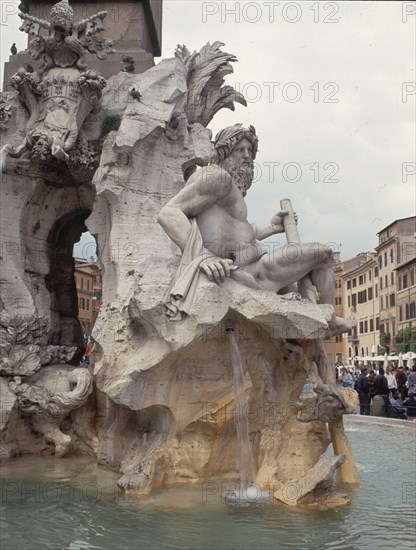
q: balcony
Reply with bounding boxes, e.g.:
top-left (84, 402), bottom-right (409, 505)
top-left (347, 335), bottom-right (359, 344)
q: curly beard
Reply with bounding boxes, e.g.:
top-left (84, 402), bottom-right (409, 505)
top-left (220, 157), bottom-right (254, 196)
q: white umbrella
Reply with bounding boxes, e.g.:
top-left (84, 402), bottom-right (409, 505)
top-left (403, 351), bottom-right (416, 360)
top-left (383, 353), bottom-right (388, 369)
top-left (398, 353), bottom-right (404, 368)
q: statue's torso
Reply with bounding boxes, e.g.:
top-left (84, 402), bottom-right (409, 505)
top-left (195, 171), bottom-right (267, 266)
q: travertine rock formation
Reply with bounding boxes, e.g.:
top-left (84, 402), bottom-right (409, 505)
top-left (1, 1), bottom-right (358, 507)
top-left (274, 455), bottom-right (351, 507)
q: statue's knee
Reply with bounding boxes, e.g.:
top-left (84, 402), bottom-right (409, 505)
top-left (305, 242), bottom-right (333, 264)
top-left (322, 245), bottom-right (334, 262)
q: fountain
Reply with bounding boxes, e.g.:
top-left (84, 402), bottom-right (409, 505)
top-left (225, 319), bottom-right (255, 485)
top-left (1, 0), bottom-right (365, 519)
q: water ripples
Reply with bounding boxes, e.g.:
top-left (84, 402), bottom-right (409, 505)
top-left (1, 419), bottom-right (415, 550)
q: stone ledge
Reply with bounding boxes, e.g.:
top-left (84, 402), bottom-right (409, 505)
top-left (344, 414), bottom-right (416, 429)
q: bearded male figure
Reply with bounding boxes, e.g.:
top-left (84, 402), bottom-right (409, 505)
top-left (158, 124), bottom-right (341, 321)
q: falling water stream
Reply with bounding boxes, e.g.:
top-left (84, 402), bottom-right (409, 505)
top-left (227, 325), bottom-right (255, 484)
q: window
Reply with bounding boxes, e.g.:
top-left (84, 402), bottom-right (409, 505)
top-left (81, 278), bottom-right (84, 290)
top-left (359, 275), bottom-right (364, 285)
top-left (348, 295), bottom-right (351, 308)
top-left (370, 318), bottom-right (374, 332)
top-left (381, 296), bottom-right (384, 309)
top-left (352, 294), bottom-right (357, 307)
top-left (385, 275), bottom-right (388, 288)
top-left (359, 321), bottom-right (364, 334)
top-left (87, 279), bottom-right (90, 291)
top-left (392, 321), bottom-right (395, 337)
top-left (369, 269), bottom-right (372, 281)
top-left (378, 256), bottom-right (382, 269)
top-left (347, 280), bottom-right (351, 290)
top-left (384, 251), bottom-right (387, 267)
top-left (86, 299), bottom-right (90, 310)
top-left (364, 320), bottom-right (368, 333)
top-left (410, 302), bottom-right (416, 319)
top-left (338, 296), bottom-right (342, 305)
top-left (380, 323), bottom-right (384, 334)
top-left (411, 270), bottom-right (415, 286)
top-left (353, 278), bottom-right (357, 288)
top-left (391, 272), bottom-right (394, 285)
top-left (389, 294), bottom-right (395, 307)
top-left (390, 249), bottom-right (394, 264)
top-left (405, 304), bottom-right (409, 320)
top-left (376, 317), bottom-right (380, 330)
top-left (399, 305), bottom-right (403, 321)
top-left (79, 297), bottom-right (85, 309)
top-left (375, 266), bottom-right (378, 277)
top-left (375, 284), bottom-right (378, 298)
top-left (357, 290), bottom-right (367, 304)
top-left (399, 276), bottom-right (402, 291)
top-left (368, 287), bottom-right (373, 300)
top-left (380, 277), bottom-right (383, 290)
top-left (403, 274), bottom-right (408, 289)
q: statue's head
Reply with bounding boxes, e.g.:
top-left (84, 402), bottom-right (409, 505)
top-left (50, 0), bottom-right (74, 35)
top-left (210, 123), bottom-right (258, 163)
top-left (210, 124), bottom-right (258, 196)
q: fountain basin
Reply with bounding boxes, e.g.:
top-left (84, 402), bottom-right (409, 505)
top-left (1, 416), bottom-right (414, 549)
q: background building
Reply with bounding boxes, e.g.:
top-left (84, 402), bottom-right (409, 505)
top-left (324, 253), bottom-right (344, 365)
top-left (341, 252), bottom-right (379, 362)
top-left (376, 216), bottom-right (416, 353)
top-left (396, 257), bottom-right (416, 353)
top-left (74, 259), bottom-right (102, 338)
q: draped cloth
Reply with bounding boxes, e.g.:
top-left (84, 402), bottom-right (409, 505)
top-left (165, 218), bottom-right (264, 320)
top-left (164, 218), bottom-right (209, 320)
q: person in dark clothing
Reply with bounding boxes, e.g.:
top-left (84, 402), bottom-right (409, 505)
top-left (403, 392), bottom-right (416, 418)
top-left (389, 391), bottom-right (407, 419)
top-left (368, 370), bottom-right (377, 401)
top-left (396, 366), bottom-right (408, 398)
top-left (374, 367), bottom-right (389, 395)
top-left (371, 367), bottom-right (390, 417)
top-left (355, 368), bottom-right (370, 415)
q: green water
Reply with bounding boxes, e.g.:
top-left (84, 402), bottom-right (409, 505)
top-left (1, 419), bottom-right (415, 550)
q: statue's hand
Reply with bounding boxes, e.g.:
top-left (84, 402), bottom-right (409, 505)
top-left (200, 257), bottom-right (237, 283)
top-left (270, 210), bottom-right (298, 233)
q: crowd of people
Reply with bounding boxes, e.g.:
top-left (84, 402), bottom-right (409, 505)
top-left (335, 364), bottom-right (416, 420)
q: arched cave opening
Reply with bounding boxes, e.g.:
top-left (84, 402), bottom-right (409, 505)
top-left (46, 209), bottom-right (98, 362)
top-left (72, 230), bottom-right (101, 350)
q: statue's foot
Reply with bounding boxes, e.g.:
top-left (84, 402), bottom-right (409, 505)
top-left (329, 315), bottom-right (356, 336)
top-left (54, 434), bottom-right (71, 457)
top-left (298, 278), bottom-right (319, 304)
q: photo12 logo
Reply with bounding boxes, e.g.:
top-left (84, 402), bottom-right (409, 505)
top-left (201, 2), bottom-right (341, 24)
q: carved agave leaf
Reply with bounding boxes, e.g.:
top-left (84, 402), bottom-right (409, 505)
top-left (181, 41), bottom-right (247, 127)
top-left (0, 345), bottom-right (41, 376)
top-left (0, 343), bottom-right (12, 355)
top-left (39, 345), bottom-right (77, 366)
top-left (0, 314), bottom-right (49, 347)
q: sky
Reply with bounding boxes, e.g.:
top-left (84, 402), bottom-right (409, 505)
top-left (1, 1), bottom-right (415, 261)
